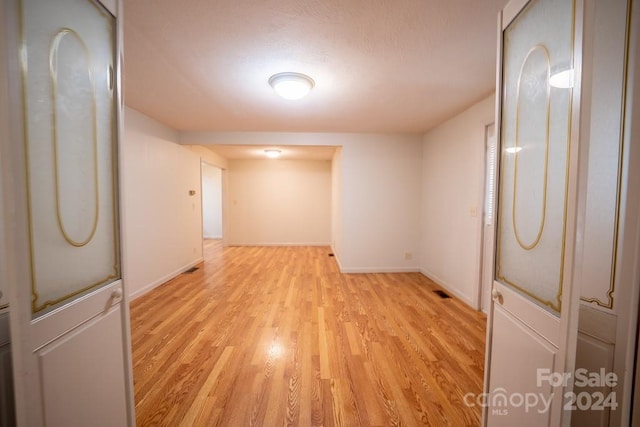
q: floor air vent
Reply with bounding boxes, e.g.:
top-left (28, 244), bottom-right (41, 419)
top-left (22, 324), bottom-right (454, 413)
top-left (328, 253), bottom-right (335, 257)
top-left (183, 267), bottom-right (199, 274)
top-left (433, 290), bottom-right (451, 299)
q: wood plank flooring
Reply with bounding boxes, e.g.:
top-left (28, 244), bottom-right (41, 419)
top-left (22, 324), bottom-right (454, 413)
top-left (130, 241), bottom-right (487, 426)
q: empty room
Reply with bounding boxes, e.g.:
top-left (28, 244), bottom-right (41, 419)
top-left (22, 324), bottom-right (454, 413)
top-left (1, 0), bottom-right (640, 426)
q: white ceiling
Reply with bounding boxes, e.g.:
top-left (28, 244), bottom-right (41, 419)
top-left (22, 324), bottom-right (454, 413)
top-left (205, 145), bottom-right (336, 161)
top-left (124, 0), bottom-right (507, 134)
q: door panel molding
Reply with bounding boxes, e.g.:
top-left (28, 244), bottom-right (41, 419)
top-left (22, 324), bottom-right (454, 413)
top-left (38, 308), bottom-right (128, 426)
top-left (31, 280), bottom-right (123, 351)
top-left (487, 306), bottom-right (557, 425)
top-left (512, 44), bottom-right (551, 251)
top-left (493, 281), bottom-right (560, 346)
top-left (50, 27), bottom-right (100, 248)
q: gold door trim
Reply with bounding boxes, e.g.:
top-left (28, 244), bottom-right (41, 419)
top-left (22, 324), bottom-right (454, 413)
top-left (49, 28), bottom-right (100, 248)
top-left (512, 45), bottom-right (551, 251)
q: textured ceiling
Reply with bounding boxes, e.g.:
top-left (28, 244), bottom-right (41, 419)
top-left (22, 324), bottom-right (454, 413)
top-left (124, 0), bottom-right (507, 133)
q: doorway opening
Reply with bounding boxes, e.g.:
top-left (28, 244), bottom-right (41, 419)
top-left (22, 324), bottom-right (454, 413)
top-left (201, 162), bottom-right (224, 242)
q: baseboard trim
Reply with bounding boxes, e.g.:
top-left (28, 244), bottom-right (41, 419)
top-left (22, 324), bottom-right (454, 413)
top-left (341, 267), bottom-right (421, 274)
top-left (228, 242), bottom-right (331, 247)
top-left (129, 257), bottom-right (204, 301)
top-left (420, 268), bottom-right (475, 309)
top-left (204, 235), bottom-right (222, 240)
top-left (326, 248), bottom-right (419, 274)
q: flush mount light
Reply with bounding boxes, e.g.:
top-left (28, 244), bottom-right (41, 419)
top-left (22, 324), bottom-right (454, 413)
top-left (505, 147), bottom-right (523, 154)
top-left (264, 149), bottom-right (282, 159)
top-left (268, 72), bottom-right (315, 100)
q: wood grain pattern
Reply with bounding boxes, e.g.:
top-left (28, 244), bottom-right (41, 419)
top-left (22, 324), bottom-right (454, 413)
top-left (131, 241), bottom-right (487, 426)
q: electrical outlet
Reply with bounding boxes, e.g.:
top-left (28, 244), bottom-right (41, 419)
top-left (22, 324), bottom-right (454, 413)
top-left (404, 252), bottom-right (413, 260)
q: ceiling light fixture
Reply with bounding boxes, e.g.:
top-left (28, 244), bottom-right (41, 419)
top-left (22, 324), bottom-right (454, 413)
top-left (505, 147), bottom-right (523, 154)
top-left (264, 149), bottom-right (282, 159)
top-left (269, 72), bottom-right (315, 100)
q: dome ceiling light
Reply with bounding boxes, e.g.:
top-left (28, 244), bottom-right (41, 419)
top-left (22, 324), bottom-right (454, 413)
top-left (268, 72), bottom-right (315, 100)
top-left (264, 149), bottom-right (282, 159)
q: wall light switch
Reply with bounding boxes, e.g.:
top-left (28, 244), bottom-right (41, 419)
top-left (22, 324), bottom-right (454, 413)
top-left (470, 206), bottom-right (478, 217)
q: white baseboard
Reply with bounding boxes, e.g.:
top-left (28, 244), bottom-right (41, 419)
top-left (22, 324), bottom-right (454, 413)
top-left (204, 235), bottom-right (222, 240)
top-left (129, 257), bottom-right (204, 301)
top-left (228, 242), bottom-right (331, 247)
top-left (341, 267), bottom-right (421, 273)
top-left (420, 268), bottom-right (475, 309)
top-left (328, 247), bottom-right (419, 274)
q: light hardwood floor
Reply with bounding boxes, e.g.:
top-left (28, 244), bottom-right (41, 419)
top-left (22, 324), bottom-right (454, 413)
top-left (131, 240), bottom-right (487, 426)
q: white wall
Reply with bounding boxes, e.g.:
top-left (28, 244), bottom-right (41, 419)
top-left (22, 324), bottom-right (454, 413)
top-left (227, 159), bottom-right (332, 245)
top-left (337, 135), bottom-right (423, 272)
top-left (202, 163), bottom-right (223, 239)
top-left (183, 132), bottom-right (424, 272)
top-left (185, 144), bottom-right (228, 170)
top-left (122, 107), bottom-right (204, 299)
top-left (420, 94), bottom-right (495, 306)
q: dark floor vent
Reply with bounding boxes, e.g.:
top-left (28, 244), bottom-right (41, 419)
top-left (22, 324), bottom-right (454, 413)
top-left (183, 267), bottom-right (199, 274)
top-left (433, 289), bottom-right (451, 299)
top-left (328, 253), bottom-right (335, 257)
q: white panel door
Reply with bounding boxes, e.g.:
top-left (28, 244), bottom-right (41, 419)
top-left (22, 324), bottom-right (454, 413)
top-left (0, 0), bottom-right (134, 425)
top-left (485, 0), bottom-right (584, 425)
